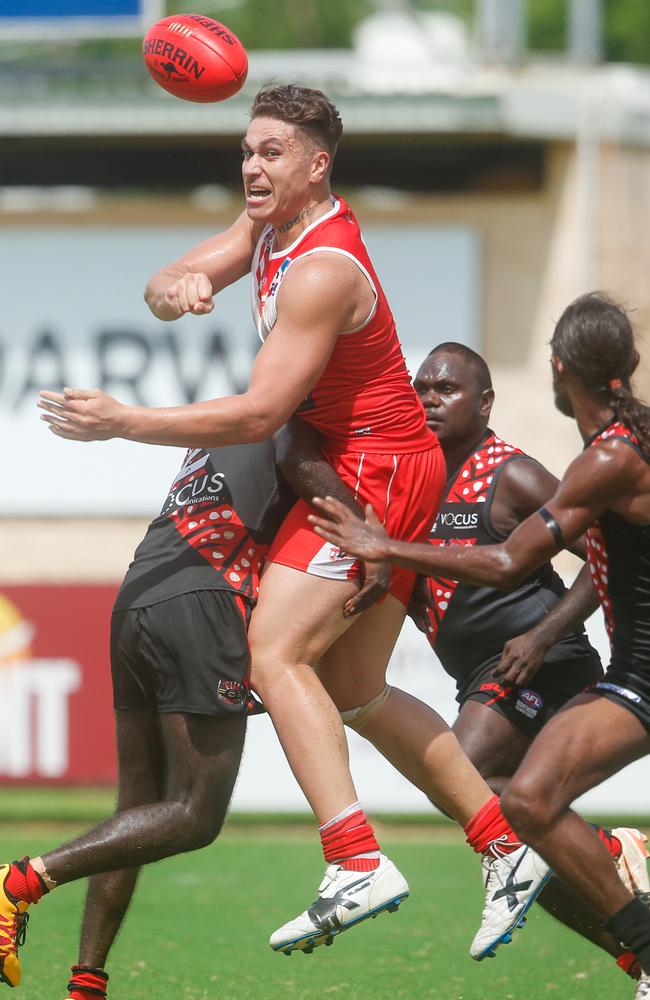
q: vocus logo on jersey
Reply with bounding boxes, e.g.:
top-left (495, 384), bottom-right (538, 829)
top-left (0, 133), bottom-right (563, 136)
top-left (438, 511), bottom-right (479, 530)
top-left (161, 449), bottom-right (226, 514)
top-left (0, 594), bottom-right (80, 779)
top-left (431, 503), bottom-right (480, 536)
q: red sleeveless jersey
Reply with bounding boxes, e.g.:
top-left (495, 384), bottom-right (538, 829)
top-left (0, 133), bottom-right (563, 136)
top-left (251, 195), bottom-right (434, 454)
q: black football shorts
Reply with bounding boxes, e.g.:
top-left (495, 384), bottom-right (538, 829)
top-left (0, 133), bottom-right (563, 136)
top-left (592, 667), bottom-right (650, 732)
top-left (460, 639), bottom-right (603, 737)
top-left (111, 590), bottom-right (255, 717)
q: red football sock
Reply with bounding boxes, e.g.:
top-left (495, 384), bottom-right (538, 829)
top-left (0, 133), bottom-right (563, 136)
top-left (320, 803), bottom-right (380, 872)
top-left (4, 857), bottom-right (48, 904)
top-left (464, 795), bottom-right (523, 858)
top-left (617, 951), bottom-right (641, 980)
top-left (594, 825), bottom-right (623, 860)
top-left (67, 965), bottom-right (109, 999)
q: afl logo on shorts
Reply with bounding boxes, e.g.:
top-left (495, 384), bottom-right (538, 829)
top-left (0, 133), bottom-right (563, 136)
top-left (515, 689), bottom-right (544, 719)
top-left (520, 689), bottom-right (543, 709)
top-left (217, 680), bottom-right (245, 706)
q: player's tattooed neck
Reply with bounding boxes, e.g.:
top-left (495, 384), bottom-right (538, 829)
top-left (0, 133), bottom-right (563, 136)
top-left (277, 205), bottom-right (314, 234)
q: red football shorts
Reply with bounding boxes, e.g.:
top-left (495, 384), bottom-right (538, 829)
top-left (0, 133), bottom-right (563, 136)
top-left (266, 443), bottom-right (445, 607)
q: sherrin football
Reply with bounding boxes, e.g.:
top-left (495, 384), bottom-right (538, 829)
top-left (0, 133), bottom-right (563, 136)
top-left (142, 14), bottom-right (248, 103)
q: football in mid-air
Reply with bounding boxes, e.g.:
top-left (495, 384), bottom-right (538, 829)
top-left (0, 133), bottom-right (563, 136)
top-left (142, 14), bottom-right (248, 103)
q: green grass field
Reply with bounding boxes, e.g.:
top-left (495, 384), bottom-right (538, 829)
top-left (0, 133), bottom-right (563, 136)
top-left (1, 811), bottom-right (644, 1000)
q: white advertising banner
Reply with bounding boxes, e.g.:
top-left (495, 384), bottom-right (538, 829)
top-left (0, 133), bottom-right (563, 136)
top-left (0, 224), bottom-right (479, 515)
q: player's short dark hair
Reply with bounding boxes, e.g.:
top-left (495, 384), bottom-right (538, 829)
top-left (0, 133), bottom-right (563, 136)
top-left (429, 341), bottom-right (493, 394)
top-left (552, 291), bottom-right (650, 456)
top-left (250, 84), bottom-right (343, 157)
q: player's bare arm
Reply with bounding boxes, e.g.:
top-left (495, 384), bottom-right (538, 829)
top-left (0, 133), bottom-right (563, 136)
top-left (275, 417), bottom-right (391, 615)
top-left (39, 254), bottom-right (363, 446)
top-left (309, 437), bottom-right (649, 588)
top-left (493, 457), bottom-right (587, 559)
top-left (275, 417), bottom-right (362, 512)
top-left (494, 564), bottom-right (599, 685)
top-left (144, 210), bottom-right (262, 321)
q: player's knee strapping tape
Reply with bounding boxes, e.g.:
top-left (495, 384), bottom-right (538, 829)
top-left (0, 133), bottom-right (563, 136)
top-left (340, 684), bottom-right (391, 731)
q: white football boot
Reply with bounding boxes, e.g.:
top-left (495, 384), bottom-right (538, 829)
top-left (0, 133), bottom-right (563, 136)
top-left (269, 854), bottom-right (409, 955)
top-left (636, 973), bottom-right (650, 999)
top-left (613, 828), bottom-right (650, 894)
top-left (470, 843), bottom-right (552, 961)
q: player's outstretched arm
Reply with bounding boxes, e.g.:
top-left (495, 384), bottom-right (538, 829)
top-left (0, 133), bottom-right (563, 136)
top-left (144, 211), bottom-right (260, 321)
top-left (275, 418), bottom-right (391, 615)
top-left (494, 564), bottom-right (600, 686)
top-left (39, 255), bottom-right (359, 447)
top-left (309, 441), bottom-right (640, 588)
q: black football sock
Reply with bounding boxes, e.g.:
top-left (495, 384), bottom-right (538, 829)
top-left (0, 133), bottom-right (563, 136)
top-left (607, 897), bottom-right (650, 974)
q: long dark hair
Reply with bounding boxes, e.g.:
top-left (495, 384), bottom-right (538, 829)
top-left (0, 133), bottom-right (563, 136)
top-left (551, 292), bottom-right (650, 458)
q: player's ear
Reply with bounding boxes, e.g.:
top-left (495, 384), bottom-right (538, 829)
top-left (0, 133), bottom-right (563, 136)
top-left (480, 388), bottom-right (495, 419)
top-left (550, 353), bottom-right (564, 377)
top-left (311, 150), bottom-right (330, 184)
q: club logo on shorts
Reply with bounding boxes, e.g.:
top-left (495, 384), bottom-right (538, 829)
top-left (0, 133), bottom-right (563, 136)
top-left (515, 689), bottom-right (543, 719)
top-left (217, 679), bottom-right (245, 706)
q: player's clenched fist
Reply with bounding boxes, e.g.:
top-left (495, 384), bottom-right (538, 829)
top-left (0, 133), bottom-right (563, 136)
top-left (145, 269), bottom-right (215, 321)
top-left (164, 272), bottom-right (215, 318)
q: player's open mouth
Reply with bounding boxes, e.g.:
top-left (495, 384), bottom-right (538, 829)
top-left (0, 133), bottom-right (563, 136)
top-left (247, 187), bottom-right (272, 201)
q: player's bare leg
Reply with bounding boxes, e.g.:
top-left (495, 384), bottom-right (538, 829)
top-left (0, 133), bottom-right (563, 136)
top-left (452, 701), bottom-right (532, 796)
top-left (502, 694), bottom-right (650, 914)
top-left (0, 713), bottom-right (246, 992)
top-left (321, 639), bottom-right (489, 823)
top-left (502, 694), bottom-right (650, 972)
top-left (319, 618), bottom-right (551, 959)
top-left (452, 699), bottom-right (644, 973)
top-left (43, 714), bottom-right (246, 881)
top-left (65, 709), bottom-right (164, 1000)
top-left (248, 566), bottom-right (410, 954)
top-left (247, 564), bottom-right (363, 822)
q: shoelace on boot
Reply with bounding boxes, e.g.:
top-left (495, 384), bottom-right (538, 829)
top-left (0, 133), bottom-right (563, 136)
top-left (0, 909), bottom-right (28, 956)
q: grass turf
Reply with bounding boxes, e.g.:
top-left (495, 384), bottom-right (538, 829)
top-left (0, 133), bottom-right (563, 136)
top-left (0, 825), bottom-right (638, 1000)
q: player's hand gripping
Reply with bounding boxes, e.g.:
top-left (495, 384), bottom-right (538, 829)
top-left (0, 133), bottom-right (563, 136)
top-left (492, 629), bottom-right (550, 687)
top-left (310, 496), bottom-right (389, 563)
top-left (343, 559), bottom-right (391, 618)
top-left (164, 272), bottom-right (214, 318)
top-left (408, 575), bottom-right (433, 632)
top-left (38, 388), bottom-right (125, 441)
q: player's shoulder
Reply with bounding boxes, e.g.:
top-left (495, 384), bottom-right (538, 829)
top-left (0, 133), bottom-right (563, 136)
top-left (486, 434), bottom-right (555, 490)
top-left (584, 432), bottom-right (648, 493)
top-left (586, 430), bottom-right (643, 469)
top-left (494, 451), bottom-right (559, 516)
top-left (283, 246), bottom-right (363, 294)
top-left (557, 433), bottom-right (641, 506)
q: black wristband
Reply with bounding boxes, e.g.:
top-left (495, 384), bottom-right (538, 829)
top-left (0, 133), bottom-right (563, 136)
top-left (537, 506), bottom-right (564, 548)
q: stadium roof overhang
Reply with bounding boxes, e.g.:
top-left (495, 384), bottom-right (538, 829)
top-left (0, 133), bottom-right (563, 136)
top-left (1, 50), bottom-right (650, 147)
